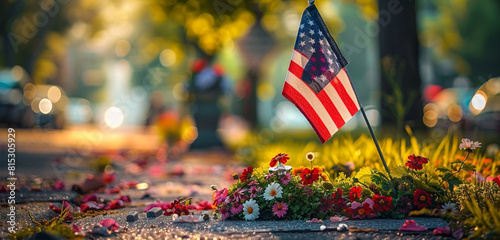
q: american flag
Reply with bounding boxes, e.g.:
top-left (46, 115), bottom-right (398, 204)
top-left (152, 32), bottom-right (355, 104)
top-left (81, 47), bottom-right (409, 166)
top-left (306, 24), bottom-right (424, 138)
top-left (282, 4), bottom-right (360, 143)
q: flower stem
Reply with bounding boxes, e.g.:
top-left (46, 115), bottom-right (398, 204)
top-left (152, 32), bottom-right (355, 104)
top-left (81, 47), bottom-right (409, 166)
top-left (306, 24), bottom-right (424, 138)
top-left (452, 151), bottom-right (470, 175)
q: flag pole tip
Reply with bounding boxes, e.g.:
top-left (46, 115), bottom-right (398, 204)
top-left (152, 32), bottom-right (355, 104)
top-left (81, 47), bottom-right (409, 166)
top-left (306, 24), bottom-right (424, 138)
top-left (308, 0), bottom-right (315, 5)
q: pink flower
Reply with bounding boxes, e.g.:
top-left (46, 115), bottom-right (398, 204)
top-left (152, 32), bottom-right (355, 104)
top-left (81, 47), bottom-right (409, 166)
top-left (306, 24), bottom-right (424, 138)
top-left (214, 188), bottom-right (228, 205)
top-left (219, 206), bottom-right (230, 220)
top-left (232, 188), bottom-right (247, 203)
top-left (100, 219), bottom-right (119, 231)
top-left (230, 202), bottom-right (244, 215)
top-left (398, 220), bottom-right (427, 232)
top-left (81, 194), bottom-right (98, 203)
top-left (265, 172), bottom-right (275, 180)
top-left (249, 185), bottom-right (262, 199)
top-left (280, 173), bottom-right (291, 185)
top-left (459, 138), bottom-right (481, 152)
top-left (196, 200), bottom-right (214, 210)
top-left (248, 180), bottom-right (258, 186)
top-left (272, 202), bottom-right (288, 218)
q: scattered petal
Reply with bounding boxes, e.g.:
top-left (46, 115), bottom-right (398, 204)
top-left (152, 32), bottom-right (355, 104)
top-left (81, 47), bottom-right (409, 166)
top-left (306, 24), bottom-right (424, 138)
top-left (433, 226), bottom-right (451, 236)
top-left (398, 220), bottom-right (427, 232)
top-left (172, 214), bottom-right (205, 223)
top-left (71, 223), bottom-right (82, 234)
top-left (306, 218), bottom-right (322, 223)
top-left (118, 195), bottom-right (131, 203)
top-left (81, 194), bottom-right (98, 203)
top-left (105, 199), bottom-right (124, 210)
top-left (329, 215), bottom-right (349, 222)
top-left (100, 219), bottom-right (119, 231)
top-left (53, 180), bottom-right (65, 190)
top-left (81, 201), bottom-right (104, 212)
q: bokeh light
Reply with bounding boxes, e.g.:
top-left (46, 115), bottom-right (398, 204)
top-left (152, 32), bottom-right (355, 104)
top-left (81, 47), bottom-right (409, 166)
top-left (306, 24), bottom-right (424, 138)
top-left (47, 86), bottom-right (62, 103)
top-left (447, 104), bottom-right (462, 122)
top-left (24, 83), bottom-right (36, 100)
top-left (39, 98), bottom-right (53, 114)
top-left (470, 90), bottom-right (487, 114)
top-left (104, 106), bottom-right (124, 129)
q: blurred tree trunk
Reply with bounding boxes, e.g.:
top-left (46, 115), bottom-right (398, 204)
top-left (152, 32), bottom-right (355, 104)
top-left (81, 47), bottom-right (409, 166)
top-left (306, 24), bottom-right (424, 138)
top-left (378, 0), bottom-right (423, 131)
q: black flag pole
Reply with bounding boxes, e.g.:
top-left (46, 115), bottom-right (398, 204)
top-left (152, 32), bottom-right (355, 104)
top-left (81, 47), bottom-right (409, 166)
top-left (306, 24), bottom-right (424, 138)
top-left (345, 70), bottom-right (393, 179)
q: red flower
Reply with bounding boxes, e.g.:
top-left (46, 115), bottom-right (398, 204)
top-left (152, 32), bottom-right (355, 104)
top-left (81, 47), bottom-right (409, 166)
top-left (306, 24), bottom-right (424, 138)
top-left (270, 153), bottom-right (289, 167)
top-left (350, 202), bottom-right (374, 219)
top-left (413, 189), bottom-right (432, 209)
top-left (300, 168), bottom-right (319, 185)
top-left (240, 166), bottom-right (253, 182)
top-left (405, 154), bottom-right (429, 170)
top-left (372, 195), bottom-right (392, 212)
top-left (196, 200), bottom-right (214, 210)
top-left (349, 186), bottom-right (362, 202)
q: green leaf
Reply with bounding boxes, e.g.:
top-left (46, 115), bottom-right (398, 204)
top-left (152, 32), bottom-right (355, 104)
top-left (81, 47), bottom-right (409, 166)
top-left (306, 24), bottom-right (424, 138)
top-left (462, 163), bottom-right (476, 172)
top-left (435, 167), bottom-right (451, 173)
top-left (451, 159), bottom-right (463, 164)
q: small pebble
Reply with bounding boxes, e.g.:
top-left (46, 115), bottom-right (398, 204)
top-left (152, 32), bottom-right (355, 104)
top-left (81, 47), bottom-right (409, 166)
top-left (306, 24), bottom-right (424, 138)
top-left (147, 207), bottom-right (163, 218)
top-left (337, 223), bottom-right (348, 232)
top-left (320, 225), bottom-right (326, 231)
top-left (126, 211), bottom-right (139, 222)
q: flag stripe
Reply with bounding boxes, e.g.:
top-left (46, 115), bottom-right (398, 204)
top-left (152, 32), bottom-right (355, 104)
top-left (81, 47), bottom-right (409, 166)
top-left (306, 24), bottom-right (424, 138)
top-left (289, 51), bottom-right (353, 127)
top-left (336, 69), bottom-right (360, 109)
top-left (284, 71), bottom-right (339, 136)
top-left (282, 81), bottom-right (331, 143)
top-left (330, 69), bottom-right (359, 116)
top-left (322, 83), bottom-right (354, 122)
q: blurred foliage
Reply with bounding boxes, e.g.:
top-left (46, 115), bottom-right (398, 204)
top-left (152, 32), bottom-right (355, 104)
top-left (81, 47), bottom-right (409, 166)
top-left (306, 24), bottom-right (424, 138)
top-left (238, 128), bottom-right (499, 180)
top-left (457, 182), bottom-right (500, 239)
top-left (420, 0), bottom-right (500, 82)
top-left (10, 206), bottom-right (80, 240)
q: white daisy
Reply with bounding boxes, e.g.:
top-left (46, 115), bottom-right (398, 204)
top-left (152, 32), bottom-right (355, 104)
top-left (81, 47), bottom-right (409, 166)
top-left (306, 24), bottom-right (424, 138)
top-left (459, 138), bottom-right (481, 150)
top-left (264, 182), bottom-right (283, 200)
top-left (440, 202), bottom-right (458, 214)
top-left (242, 199), bottom-right (260, 221)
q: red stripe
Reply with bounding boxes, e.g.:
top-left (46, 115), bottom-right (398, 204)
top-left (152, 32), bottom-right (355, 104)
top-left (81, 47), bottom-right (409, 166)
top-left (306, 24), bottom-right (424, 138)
top-left (282, 82), bottom-right (330, 143)
top-left (288, 61), bottom-right (303, 79)
top-left (317, 89), bottom-right (345, 129)
top-left (331, 68), bottom-right (359, 116)
top-left (289, 60), bottom-right (347, 129)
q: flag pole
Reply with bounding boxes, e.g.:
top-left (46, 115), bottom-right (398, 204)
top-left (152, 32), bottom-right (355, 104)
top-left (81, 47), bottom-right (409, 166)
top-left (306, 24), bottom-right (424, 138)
top-left (359, 107), bottom-right (392, 179)
top-left (344, 70), bottom-right (393, 179)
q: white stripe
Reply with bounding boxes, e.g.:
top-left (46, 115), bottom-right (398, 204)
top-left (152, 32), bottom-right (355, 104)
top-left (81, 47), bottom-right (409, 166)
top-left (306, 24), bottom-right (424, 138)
top-left (291, 50), bottom-right (309, 67)
top-left (285, 70), bottom-right (338, 135)
top-left (322, 84), bottom-right (353, 122)
top-left (336, 69), bottom-right (360, 109)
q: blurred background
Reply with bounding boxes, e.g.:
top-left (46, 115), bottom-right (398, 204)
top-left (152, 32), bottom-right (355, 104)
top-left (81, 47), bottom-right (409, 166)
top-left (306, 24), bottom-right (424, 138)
top-left (1, 0), bottom-right (499, 168)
